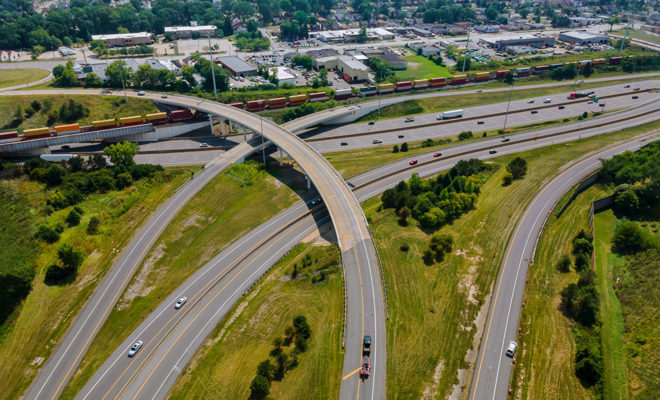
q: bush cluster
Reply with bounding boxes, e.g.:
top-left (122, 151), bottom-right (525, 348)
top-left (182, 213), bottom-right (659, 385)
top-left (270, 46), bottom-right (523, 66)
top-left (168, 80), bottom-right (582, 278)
top-left (249, 316), bottom-right (312, 399)
top-left (422, 234), bottom-right (454, 264)
top-left (381, 159), bottom-right (489, 229)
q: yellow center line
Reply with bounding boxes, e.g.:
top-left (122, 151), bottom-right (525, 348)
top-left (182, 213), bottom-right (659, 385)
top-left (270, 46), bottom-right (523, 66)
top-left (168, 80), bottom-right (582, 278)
top-left (470, 138), bottom-right (643, 399)
top-left (343, 368), bottom-right (361, 380)
top-left (355, 245), bottom-right (365, 400)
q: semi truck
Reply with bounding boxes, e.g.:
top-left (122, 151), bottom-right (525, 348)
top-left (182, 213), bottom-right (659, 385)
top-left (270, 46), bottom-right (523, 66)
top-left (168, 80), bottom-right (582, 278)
top-left (438, 109), bottom-right (463, 120)
top-left (567, 91), bottom-right (594, 99)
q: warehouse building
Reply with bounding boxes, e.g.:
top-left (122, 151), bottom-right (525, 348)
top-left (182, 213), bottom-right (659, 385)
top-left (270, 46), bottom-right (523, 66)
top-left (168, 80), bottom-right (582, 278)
top-left (164, 25), bottom-right (217, 39)
top-left (214, 56), bottom-right (257, 76)
top-left (313, 55), bottom-right (369, 82)
top-left (479, 34), bottom-right (555, 50)
top-left (310, 28), bottom-right (395, 43)
top-left (90, 32), bottom-right (153, 47)
top-left (558, 30), bottom-right (610, 45)
top-left (273, 66), bottom-right (297, 86)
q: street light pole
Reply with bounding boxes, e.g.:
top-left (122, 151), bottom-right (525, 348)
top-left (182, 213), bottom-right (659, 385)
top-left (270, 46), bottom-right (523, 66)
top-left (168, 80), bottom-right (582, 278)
top-left (502, 77), bottom-right (514, 134)
top-left (462, 28), bottom-right (471, 74)
top-left (119, 62), bottom-right (127, 102)
top-left (207, 35), bottom-right (218, 99)
top-left (260, 115), bottom-right (266, 167)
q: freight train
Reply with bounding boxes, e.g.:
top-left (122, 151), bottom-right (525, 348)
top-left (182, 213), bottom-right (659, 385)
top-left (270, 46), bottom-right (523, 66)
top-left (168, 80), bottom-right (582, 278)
top-left (0, 109), bottom-right (198, 144)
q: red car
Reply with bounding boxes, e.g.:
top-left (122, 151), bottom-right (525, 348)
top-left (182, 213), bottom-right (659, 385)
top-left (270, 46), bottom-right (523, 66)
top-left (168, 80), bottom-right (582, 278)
top-left (409, 159), bottom-right (418, 165)
top-left (433, 152), bottom-right (442, 157)
top-left (360, 356), bottom-right (371, 378)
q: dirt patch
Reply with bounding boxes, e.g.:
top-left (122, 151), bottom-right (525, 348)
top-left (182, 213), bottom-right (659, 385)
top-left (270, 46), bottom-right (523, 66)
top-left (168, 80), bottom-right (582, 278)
top-left (449, 290), bottom-right (492, 400)
top-left (30, 357), bottom-right (44, 367)
top-left (421, 360), bottom-right (444, 400)
top-left (456, 247), bottom-right (484, 305)
top-left (116, 243), bottom-right (166, 310)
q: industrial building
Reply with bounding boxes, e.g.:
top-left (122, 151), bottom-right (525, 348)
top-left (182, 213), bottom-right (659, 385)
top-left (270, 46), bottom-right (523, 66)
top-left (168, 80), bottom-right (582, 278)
top-left (558, 30), bottom-right (610, 45)
top-left (90, 32), bottom-right (153, 47)
top-left (273, 66), bottom-right (297, 86)
top-left (309, 28), bottom-right (395, 43)
top-left (314, 55), bottom-right (369, 82)
top-left (164, 25), bottom-right (218, 39)
top-left (214, 56), bottom-right (257, 76)
top-left (479, 34), bottom-right (555, 50)
top-left (360, 49), bottom-right (408, 70)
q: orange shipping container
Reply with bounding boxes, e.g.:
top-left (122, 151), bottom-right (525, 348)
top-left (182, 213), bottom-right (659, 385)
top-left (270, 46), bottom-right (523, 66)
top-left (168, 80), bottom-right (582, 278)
top-left (23, 127), bottom-right (51, 136)
top-left (92, 119), bottom-right (117, 128)
top-left (54, 123), bottom-right (79, 133)
top-left (146, 112), bottom-right (168, 121)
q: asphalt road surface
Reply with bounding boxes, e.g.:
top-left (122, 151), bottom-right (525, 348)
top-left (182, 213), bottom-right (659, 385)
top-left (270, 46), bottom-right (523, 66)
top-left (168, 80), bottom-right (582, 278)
top-left (468, 132), bottom-right (659, 400)
top-left (74, 99), bottom-right (657, 399)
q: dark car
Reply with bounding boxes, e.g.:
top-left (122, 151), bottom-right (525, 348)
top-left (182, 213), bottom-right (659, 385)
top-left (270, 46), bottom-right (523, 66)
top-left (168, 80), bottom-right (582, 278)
top-left (404, 117), bottom-right (414, 122)
top-left (633, 87), bottom-right (640, 91)
top-left (477, 120), bottom-right (484, 124)
top-left (398, 134), bottom-right (404, 138)
top-left (530, 110), bottom-right (538, 114)
top-left (624, 84), bottom-right (630, 88)
top-left (489, 149), bottom-right (497, 154)
top-left (310, 197), bottom-right (322, 206)
top-left (368, 121), bottom-right (375, 125)
top-left (558, 105), bottom-right (565, 109)
top-left (632, 96), bottom-right (639, 99)
top-left (363, 336), bottom-right (372, 356)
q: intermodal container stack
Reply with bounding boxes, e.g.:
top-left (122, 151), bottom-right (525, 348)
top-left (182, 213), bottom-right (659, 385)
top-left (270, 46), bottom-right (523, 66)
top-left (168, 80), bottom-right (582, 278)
top-left (533, 65), bottom-right (549, 74)
top-left (228, 102), bottom-right (244, 109)
top-left (608, 56), bottom-right (622, 65)
top-left (359, 86), bottom-right (377, 96)
top-left (119, 115), bottom-right (143, 127)
top-left (268, 97), bottom-right (287, 109)
top-left (549, 63), bottom-right (564, 69)
top-left (377, 83), bottom-right (395, 94)
top-left (515, 67), bottom-right (531, 76)
top-left (0, 131), bottom-right (19, 143)
top-left (496, 70), bottom-right (509, 79)
top-left (54, 123), bottom-right (80, 135)
top-left (474, 72), bottom-right (490, 81)
top-left (289, 94), bottom-right (307, 105)
top-left (308, 92), bottom-right (328, 102)
top-left (429, 77), bottom-right (446, 87)
top-left (334, 88), bottom-right (352, 100)
top-left (246, 100), bottom-right (266, 111)
top-left (396, 81), bottom-right (412, 91)
top-left (451, 74), bottom-right (467, 84)
top-left (146, 112), bottom-right (169, 124)
top-left (92, 119), bottom-right (117, 130)
top-left (23, 127), bottom-right (52, 140)
top-left (413, 79), bottom-right (429, 89)
top-left (592, 58), bottom-right (606, 66)
top-left (170, 109), bottom-right (194, 122)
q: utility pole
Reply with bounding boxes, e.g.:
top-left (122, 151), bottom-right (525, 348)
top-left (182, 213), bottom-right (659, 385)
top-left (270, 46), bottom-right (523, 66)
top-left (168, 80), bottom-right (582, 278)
top-left (207, 34), bottom-right (218, 99)
top-left (502, 74), bottom-right (515, 134)
top-left (260, 116), bottom-right (266, 167)
top-left (119, 62), bottom-right (127, 102)
top-left (462, 28), bottom-right (471, 74)
top-left (617, 25), bottom-right (630, 56)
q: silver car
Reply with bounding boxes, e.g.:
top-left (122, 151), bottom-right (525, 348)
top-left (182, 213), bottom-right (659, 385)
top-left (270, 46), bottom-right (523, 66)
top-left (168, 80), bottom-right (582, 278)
top-left (128, 340), bottom-right (143, 357)
top-left (505, 341), bottom-right (518, 357)
top-left (175, 297), bottom-right (187, 309)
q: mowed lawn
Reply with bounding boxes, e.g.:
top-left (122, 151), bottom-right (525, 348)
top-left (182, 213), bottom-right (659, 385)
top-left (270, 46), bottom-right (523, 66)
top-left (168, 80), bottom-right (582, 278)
top-left (0, 68), bottom-right (50, 89)
top-left (59, 162), bottom-right (309, 399)
top-left (0, 95), bottom-right (158, 130)
top-left (396, 55), bottom-right (453, 80)
top-left (168, 244), bottom-right (344, 400)
top-left (366, 120), bottom-right (660, 399)
top-left (0, 168), bottom-right (194, 400)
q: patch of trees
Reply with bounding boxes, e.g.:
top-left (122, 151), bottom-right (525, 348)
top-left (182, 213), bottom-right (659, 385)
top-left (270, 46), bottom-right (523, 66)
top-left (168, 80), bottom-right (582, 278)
top-left (290, 249), bottom-right (340, 283)
top-left (611, 220), bottom-right (658, 255)
top-left (421, 1), bottom-right (476, 24)
top-left (24, 142), bottom-right (162, 213)
top-left (551, 64), bottom-right (578, 80)
top-left (503, 157), bottom-right (527, 186)
top-left (234, 30), bottom-right (270, 52)
top-left (392, 142), bottom-right (408, 153)
top-left (44, 243), bottom-right (84, 285)
top-left (422, 234), bottom-right (453, 264)
top-left (281, 101), bottom-right (335, 123)
top-left (290, 55), bottom-right (313, 70)
top-left (381, 159), bottom-right (490, 229)
top-left (368, 57), bottom-right (394, 83)
top-left (249, 316), bottom-right (312, 399)
top-left (557, 229), bottom-right (603, 389)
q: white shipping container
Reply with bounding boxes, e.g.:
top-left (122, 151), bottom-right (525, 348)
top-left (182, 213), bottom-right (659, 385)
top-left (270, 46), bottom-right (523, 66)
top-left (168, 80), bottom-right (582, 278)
top-left (441, 109), bottom-right (463, 119)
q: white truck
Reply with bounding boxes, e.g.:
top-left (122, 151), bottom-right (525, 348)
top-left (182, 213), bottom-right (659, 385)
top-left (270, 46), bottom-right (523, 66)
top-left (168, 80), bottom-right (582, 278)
top-left (40, 154), bottom-right (74, 162)
top-left (437, 109), bottom-right (463, 120)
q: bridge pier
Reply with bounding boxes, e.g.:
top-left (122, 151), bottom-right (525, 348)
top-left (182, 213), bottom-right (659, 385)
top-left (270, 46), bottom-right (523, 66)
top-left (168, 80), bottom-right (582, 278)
top-left (305, 175), bottom-right (311, 190)
top-left (243, 126), bottom-right (247, 142)
top-left (279, 148), bottom-right (283, 166)
top-left (208, 115), bottom-right (213, 135)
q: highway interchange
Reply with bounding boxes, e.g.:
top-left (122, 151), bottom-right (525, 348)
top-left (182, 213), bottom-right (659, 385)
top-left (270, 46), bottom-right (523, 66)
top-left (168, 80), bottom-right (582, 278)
top-left (9, 79), bottom-right (660, 400)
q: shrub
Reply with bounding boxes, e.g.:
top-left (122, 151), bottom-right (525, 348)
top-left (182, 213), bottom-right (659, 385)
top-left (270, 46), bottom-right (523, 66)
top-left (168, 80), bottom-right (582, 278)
top-left (506, 157), bottom-right (527, 179)
top-left (393, 144), bottom-right (399, 153)
top-left (249, 374), bottom-right (270, 400)
top-left (502, 172), bottom-right (513, 186)
top-left (458, 131), bottom-right (473, 140)
top-left (87, 215), bottom-right (100, 234)
top-left (400, 142), bottom-right (409, 152)
top-left (556, 254), bottom-right (571, 272)
top-left (44, 263), bottom-right (77, 285)
top-left (612, 220), bottom-right (655, 254)
top-left (66, 209), bottom-right (81, 226)
top-left (574, 253), bottom-right (589, 272)
top-left (36, 224), bottom-right (60, 243)
top-left (116, 172), bottom-right (134, 189)
top-left (57, 243), bottom-right (84, 270)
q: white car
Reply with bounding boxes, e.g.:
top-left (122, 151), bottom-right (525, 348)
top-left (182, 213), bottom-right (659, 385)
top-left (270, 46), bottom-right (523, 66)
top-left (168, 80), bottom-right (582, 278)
top-left (543, 98), bottom-right (551, 103)
top-left (128, 340), bottom-right (143, 357)
top-left (200, 143), bottom-right (209, 148)
top-left (174, 297), bottom-right (187, 309)
top-left (505, 341), bottom-right (518, 357)
top-left (527, 99), bottom-right (534, 104)
top-left (137, 91), bottom-right (145, 96)
top-left (372, 138), bottom-right (383, 144)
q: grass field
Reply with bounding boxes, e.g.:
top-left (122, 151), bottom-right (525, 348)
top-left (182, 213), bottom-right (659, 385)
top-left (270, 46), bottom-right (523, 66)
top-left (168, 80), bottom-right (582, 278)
top-left (59, 162), bottom-right (309, 399)
top-left (0, 95), bottom-right (158, 131)
top-left (357, 77), bottom-right (651, 121)
top-left (168, 244), bottom-right (344, 400)
top-left (0, 167), bottom-right (194, 400)
top-left (395, 55), bottom-right (453, 80)
top-left (593, 210), bottom-right (628, 400)
top-left (365, 120), bottom-right (660, 399)
top-left (0, 69), bottom-right (50, 89)
top-left (612, 29), bottom-right (660, 46)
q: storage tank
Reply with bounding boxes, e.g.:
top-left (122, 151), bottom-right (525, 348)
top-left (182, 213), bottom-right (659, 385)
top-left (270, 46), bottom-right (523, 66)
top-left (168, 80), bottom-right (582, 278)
top-left (268, 97), bottom-right (287, 109)
top-left (146, 112), bottom-right (169, 124)
top-left (413, 79), bottom-right (429, 89)
top-left (119, 115), bottom-right (143, 127)
top-left (54, 123), bottom-right (80, 135)
top-left (288, 94), bottom-right (307, 105)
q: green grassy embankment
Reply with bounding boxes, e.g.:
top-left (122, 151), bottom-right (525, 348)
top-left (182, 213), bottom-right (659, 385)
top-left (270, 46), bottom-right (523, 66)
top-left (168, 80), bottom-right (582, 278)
top-left (395, 55), bottom-right (453, 80)
top-left (0, 69), bottom-right (50, 89)
top-left (593, 210), bottom-right (629, 400)
top-left (0, 95), bottom-right (158, 131)
top-left (59, 161), bottom-right (309, 399)
top-left (168, 244), bottom-right (344, 400)
top-left (365, 120), bottom-right (660, 399)
top-left (612, 29), bottom-right (660, 46)
top-left (0, 167), bottom-right (194, 400)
